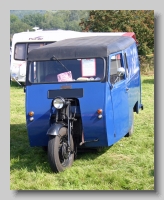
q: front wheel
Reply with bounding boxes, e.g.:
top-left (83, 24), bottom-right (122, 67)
top-left (48, 127), bottom-right (74, 173)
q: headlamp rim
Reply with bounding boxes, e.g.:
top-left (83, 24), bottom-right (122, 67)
top-left (53, 96), bottom-right (65, 109)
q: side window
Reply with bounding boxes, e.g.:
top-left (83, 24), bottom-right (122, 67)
top-left (110, 53), bottom-right (125, 84)
top-left (14, 43), bottom-right (26, 60)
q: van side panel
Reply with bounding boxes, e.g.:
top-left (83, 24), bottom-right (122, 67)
top-left (124, 43), bottom-right (142, 128)
top-left (105, 83), bottom-right (116, 146)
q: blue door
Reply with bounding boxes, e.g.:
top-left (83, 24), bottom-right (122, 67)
top-left (109, 53), bottom-right (129, 142)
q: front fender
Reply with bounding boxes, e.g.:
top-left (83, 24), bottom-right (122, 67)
top-left (47, 122), bottom-right (67, 136)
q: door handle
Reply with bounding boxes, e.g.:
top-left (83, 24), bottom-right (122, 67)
top-left (126, 87), bottom-right (129, 92)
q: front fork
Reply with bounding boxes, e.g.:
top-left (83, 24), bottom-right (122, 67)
top-left (59, 100), bottom-right (75, 153)
top-left (48, 99), bottom-right (77, 154)
top-left (67, 102), bottom-right (71, 147)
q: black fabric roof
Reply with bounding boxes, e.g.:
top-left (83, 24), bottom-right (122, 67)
top-left (27, 36), bottom-right (135, 61)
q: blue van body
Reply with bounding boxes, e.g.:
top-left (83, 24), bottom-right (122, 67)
top-left (25, 35), bottom-right (143, 172)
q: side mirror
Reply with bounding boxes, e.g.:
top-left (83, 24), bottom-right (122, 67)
top-left (117, 67), bottom-right (125, 77)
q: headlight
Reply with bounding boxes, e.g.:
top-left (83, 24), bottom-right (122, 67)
top-left (53, 97), bottom-right (65, 109)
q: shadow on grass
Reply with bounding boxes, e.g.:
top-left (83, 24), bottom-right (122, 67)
top-left (10, 81), bottom-right (25, 89)
top-left (10, 123), bottom-right (109, 173)
top-left (142, 78), bottom-right (154, 84)
top-left (10, 123), bottom-right (51, 173)
top-left (75, 146), bottom-right (112, 161)
top-left (149, 169), bottom-right (154, 177)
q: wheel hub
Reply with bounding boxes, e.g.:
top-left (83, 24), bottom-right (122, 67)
top-left (62, 142), bottom-right (70, 159)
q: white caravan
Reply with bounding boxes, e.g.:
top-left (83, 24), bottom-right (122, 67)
top-left (10, 29), bottom-right (136, 85)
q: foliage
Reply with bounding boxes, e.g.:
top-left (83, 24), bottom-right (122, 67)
top-left (10, 14), bottom-right (32, 45)
top-left (10, 10), bottom-right (90, 34)
top-left (79, 10), bottom-right (154, 56)
top-left (10, 10), bottom-right (47, 19)
top-left (10, 75), bottom-right (154, 190)
top-left (10, 15), bottom-right (32, 34)
top-left (21, 13), bottom-right (45, 28)
top-left (139, 55), bottom-right (154, 74)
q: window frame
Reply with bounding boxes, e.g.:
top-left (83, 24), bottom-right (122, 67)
top-left (108, 52), bottom-right (126, 84)
top-left (123, 52), bottom-right (129, 78)
top-left (28, 57), bottom-right (106, 84)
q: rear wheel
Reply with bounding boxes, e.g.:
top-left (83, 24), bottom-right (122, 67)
top-left (42, 146), bottom-right (48, 152)
top-left (125, 112), bottom-right (134, 137)
top-left (48, 127), bottom-right (74, 173)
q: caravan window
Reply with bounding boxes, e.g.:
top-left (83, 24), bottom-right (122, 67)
top-left (28, 42), bottom-right (53, 53)
top-left (14, 42), bottom-right (54, 60)
top-left (28, 43), bottom-right (44, 53)
top-left (14, 43), bottom-right (26, 60)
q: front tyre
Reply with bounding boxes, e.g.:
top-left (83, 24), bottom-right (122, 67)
top-left (48, 127), bottom-right (74, 173)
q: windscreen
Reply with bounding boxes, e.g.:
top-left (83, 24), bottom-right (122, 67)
top-left (28, 58), bottom-right (105, 83)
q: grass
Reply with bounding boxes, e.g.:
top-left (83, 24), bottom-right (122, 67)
top-left (10, 74), bottom-right (154, 190)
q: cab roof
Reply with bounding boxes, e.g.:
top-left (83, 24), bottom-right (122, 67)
top-left (27, 35), bottom-right (136, 61)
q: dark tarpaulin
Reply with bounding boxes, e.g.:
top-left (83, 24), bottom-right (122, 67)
top-left (27, 36), bottom-right (135, 61)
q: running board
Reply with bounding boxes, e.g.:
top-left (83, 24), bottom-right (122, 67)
top-left (79, 139), bottom-right (99, 146)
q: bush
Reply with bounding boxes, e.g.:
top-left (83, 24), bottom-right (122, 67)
top-left (139, 55), bottom-right (154, 74)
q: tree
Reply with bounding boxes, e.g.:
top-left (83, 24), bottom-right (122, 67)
top-left (21, 13), bottom-right (45, 28)
top-left (10, 10), bottom-right (46, 19)
top-left (79, 10), bottom-right (154, 56)
top-left (10, 15), bottom-right (19, 23)
top-left (41, 11), bottom-right (66, 30)
top-left (10, 14), bottom-right (32, 45)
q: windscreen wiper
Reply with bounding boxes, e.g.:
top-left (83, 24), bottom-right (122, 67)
top-left (52, 55), bottom-right (69, 72)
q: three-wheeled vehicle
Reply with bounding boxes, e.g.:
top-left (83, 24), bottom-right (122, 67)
top-left (26, 34), bottom-right (143, 173)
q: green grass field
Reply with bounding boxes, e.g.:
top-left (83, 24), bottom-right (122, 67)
top-left (10, 75), bottom-right (154, 190)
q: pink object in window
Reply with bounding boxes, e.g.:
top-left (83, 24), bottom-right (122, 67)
top-left (57, 71), bottom-right (73, 82)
